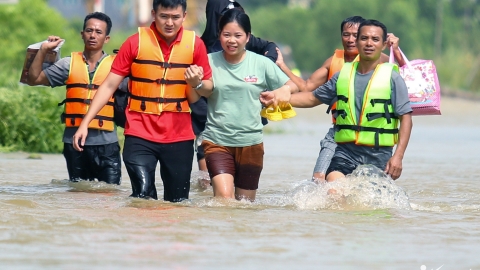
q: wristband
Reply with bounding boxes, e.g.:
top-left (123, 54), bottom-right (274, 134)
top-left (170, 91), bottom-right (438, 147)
top-left (194, 81), bottom-right (203, 90)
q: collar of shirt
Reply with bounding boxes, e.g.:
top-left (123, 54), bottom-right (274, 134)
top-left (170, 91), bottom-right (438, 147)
top-left (81, 51), bottom-right (108, 75)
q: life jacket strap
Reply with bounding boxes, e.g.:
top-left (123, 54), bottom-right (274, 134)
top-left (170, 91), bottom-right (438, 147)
top-left (133, 59), bottom-right (191, 69)
top-left (366, 112), bottom-right (398, 122)
top-left (61, 113), bottom-right (114, 127)
top-left (332, 109), bottom-right (347, 120)
top-left (66, 83), bottom-right (100, 90)
top-left (335, 124), bottom-right (398, 149)
top-left (58, 99), bottom-right (114, 107)
top-left (370, 98), bottom-right (393, 124)
top-left (129, 94), bottom-right (187, 112)
top-left (327, 95), bottom-right (348, 114)
top-left (129, 76), bottom-right (187, 85)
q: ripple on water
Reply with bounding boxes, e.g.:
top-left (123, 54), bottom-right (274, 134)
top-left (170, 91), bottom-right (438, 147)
top-left (1, 199), bottom-right (38, 208)
top-left (54, 179), bottom-right (124, 193)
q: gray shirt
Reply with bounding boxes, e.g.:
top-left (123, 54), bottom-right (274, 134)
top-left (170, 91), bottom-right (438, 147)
top-left (313, 68), bottom-right (412, 169)
top-left (44, 52), bottom-right (118, 146)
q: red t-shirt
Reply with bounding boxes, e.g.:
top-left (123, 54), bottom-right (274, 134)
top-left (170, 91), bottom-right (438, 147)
top-left (111, 22), bottom-right (212, 143)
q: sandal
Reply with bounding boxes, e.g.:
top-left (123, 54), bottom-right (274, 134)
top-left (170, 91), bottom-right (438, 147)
top-left (279, 103), bottom-right (296, 119)
top-left (260, 106), bottom-right (283, 121)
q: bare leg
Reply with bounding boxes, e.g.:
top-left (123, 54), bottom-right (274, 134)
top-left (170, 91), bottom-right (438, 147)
top-left (198, 158), bottom-right (207, 171)
top-left (326, 171), bottom-right (345, 195)
top-left (211, 173), bottom-right (235, 199)
top-left (326, 171), bottom-right (345, 182)
top-left (235, 188), bottom-right (256, 201)
top-left (197, 158), bottom-right (210, 189)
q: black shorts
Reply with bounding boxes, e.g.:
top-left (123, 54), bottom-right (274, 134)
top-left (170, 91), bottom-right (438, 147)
top-left (63, 142), bottom-right (121, 184)
top-left (325, 156), bottom-right (357, 177)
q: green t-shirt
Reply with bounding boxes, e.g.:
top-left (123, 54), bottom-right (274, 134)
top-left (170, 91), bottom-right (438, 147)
top-left (203, 51), bottom-right (289, 147)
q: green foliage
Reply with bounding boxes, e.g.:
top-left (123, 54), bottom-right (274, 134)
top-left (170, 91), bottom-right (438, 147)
top-left (0, 86), bottom-right (65, 153)
top-left (0, 0), bottom-right (132, 153)
top-left (0, 0), bottom-right (81, 84)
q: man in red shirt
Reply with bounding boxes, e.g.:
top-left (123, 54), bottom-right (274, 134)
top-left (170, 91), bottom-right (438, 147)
top-left (73, 0), bottom-right (213, 202)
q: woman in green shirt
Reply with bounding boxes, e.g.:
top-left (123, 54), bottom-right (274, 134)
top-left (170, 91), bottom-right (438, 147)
top-left (185, 9), bottom-right (298, 201)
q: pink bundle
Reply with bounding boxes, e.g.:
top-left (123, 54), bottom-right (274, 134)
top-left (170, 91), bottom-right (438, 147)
top-left (390, 48), bottom-right (441, 116)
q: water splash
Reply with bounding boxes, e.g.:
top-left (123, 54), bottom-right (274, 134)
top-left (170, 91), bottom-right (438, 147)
top-left (286, 165), bottom-right (411, 210)
top-left (190, 170), bottom-right (211, 191)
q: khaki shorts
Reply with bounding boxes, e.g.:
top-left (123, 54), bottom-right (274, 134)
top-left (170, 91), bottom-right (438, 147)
top-left (202, 140), bottom-right (264, 190)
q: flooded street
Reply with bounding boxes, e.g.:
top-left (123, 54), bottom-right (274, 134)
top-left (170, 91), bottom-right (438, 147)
top-left (1, 97), bottom-right (480, 269)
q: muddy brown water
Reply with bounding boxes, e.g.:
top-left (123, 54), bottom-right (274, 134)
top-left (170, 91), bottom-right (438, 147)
top-left (1, 97), bottom-right (479, 269)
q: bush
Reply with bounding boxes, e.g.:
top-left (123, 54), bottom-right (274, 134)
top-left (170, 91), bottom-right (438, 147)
top-left (0, 86), bottom-right (65, 153)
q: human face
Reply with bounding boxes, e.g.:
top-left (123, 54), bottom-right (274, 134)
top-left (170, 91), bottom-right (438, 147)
top-left (219, 21), bottom-right (250, 59)
top-left (356, 25), bottom-right (386, 61)
top-left (341, 23), bottom-right (359, 56)
top-left (81, 18), bottom-right (109, 51)
top-left (152, 5), bottom-right (186, 44)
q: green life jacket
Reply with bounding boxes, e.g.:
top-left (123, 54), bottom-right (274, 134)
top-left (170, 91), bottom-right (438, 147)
top-left (334, 62), bottom-right (399, 148)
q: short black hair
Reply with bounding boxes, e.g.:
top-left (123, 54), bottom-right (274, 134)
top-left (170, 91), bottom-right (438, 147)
top-left (83, 12), bottom-right (112, 35)
top-left (357, 19), bottom-right (387, 42)
top-left (218, 8), bottom-right (251, 35)
top-left (340, 16), bottom-right (365, 33)
top-left (153, 0), bottom-right (187, 13)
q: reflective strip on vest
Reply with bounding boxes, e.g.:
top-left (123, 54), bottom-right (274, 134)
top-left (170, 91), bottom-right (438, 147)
top-left (334, 62), bottom-right (400, 147)
top-left (63, 52), bottom-right (115, 131)
top-left (128, 27), bottom-right (195, 115)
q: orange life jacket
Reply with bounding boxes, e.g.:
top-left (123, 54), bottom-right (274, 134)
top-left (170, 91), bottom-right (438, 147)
top-left (128, 27), bottom-right (195, 115)
top-left (327, 50), bottom-right (345, 123)
top-left (328, 49), bottom-right (345, 80)
top-left (60, 52), bottom-right (115, 131)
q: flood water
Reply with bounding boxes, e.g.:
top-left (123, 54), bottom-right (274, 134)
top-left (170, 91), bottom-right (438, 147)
top-left (1, 97), bottom-right (479, 269)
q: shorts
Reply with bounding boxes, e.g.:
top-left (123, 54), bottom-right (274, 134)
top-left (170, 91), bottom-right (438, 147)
top-left (202, 140), bottom-right (264, 190)
top-left (63, 142), bottom-right (121, 184)
top-left (325, 156), bottom-right (358, 177)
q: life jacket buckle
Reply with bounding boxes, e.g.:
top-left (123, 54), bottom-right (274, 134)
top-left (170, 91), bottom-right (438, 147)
top-left (70, 118), bottom-right (75, 125)
top-left (98, 119), bottom-right (103, 127)
top-left (176, 101), bottom-right (182, 112)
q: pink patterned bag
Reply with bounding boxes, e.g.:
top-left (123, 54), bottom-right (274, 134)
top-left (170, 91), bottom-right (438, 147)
top-left (389, 47), bottom-right (441, 116)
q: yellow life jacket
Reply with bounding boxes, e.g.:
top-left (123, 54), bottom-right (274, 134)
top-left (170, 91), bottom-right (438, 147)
top-left (61, 52), bottom-right (115, 131)
top-left (128, 27), bottom-right (195, 115)
top-left (334, 62), bottom-right (400, 148)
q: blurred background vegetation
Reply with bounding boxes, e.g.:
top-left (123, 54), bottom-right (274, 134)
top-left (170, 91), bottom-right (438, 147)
top-left (0, 0), bottom-right (479, 153)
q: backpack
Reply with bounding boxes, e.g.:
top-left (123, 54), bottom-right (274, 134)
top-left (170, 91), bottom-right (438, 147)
top-left (113, 87), bottom-right (128, 128)
top-left (111, 49), bottom-right (128, 128)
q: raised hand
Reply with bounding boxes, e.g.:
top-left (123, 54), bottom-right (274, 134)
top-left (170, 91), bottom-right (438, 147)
top-left (40, 36), bottom-right (64, 51)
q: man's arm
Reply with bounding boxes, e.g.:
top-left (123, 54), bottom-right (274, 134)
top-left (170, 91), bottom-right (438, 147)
top-left (385, 113), bottom-right (412, 180)
top-left (290, 92), bottom-right (322, 108)
top-left (73, 73), bottom-right (124, 151)
top-left (246, 34), bottom-right (278, 62)
top-left (27, 36), bottom-right (63, 86)
top-left (276, 47), bottom-right (331, 92)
